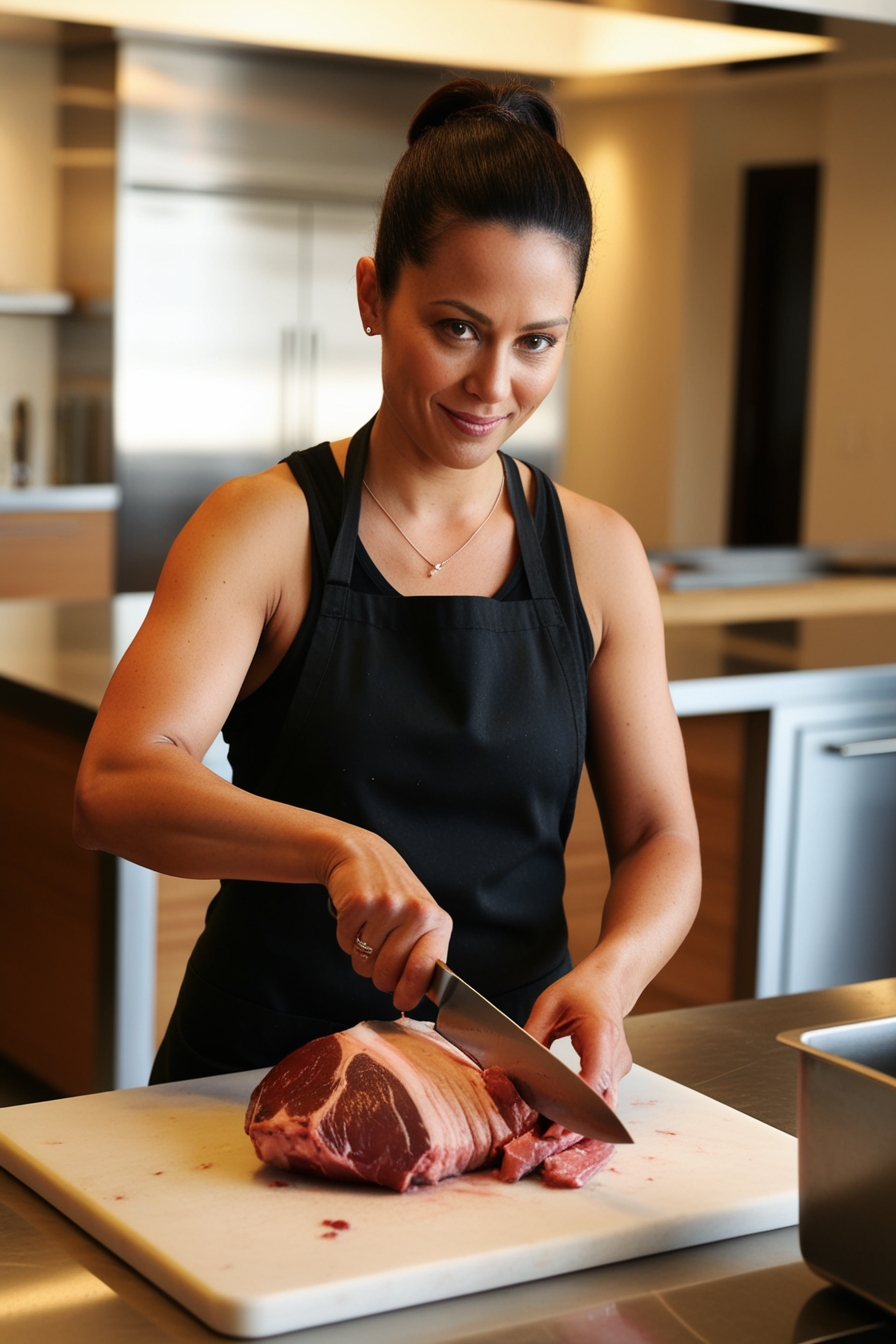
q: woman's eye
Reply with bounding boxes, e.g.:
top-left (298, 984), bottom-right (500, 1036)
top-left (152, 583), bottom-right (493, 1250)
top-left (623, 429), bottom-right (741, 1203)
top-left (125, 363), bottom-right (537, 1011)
top-left (519, 334), bottom-right (556, 353)
top-left (442, 320), bottom-right (475, 340)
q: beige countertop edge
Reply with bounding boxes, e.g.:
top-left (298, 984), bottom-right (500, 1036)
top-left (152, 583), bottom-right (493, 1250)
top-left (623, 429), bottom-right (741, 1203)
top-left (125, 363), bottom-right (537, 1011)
top-left (659, 576), bottom-right (896, 626)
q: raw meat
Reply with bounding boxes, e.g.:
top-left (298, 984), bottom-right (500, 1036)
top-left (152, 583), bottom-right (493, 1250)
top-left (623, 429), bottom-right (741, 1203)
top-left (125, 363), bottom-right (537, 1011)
top-left (541, 1138), bottom-right (615, 1188)
top-left (498, 1123), bottom-right (584, 1182)
top-left (245, 1018), bottom-right (538, 1192)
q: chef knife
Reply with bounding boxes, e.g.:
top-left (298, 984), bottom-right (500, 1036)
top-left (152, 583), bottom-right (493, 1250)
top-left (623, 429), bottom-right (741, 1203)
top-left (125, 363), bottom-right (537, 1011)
top-left (325, 899), bottom-right (632, 1144)
top-left (427, 960), bottom-right (633, 1144)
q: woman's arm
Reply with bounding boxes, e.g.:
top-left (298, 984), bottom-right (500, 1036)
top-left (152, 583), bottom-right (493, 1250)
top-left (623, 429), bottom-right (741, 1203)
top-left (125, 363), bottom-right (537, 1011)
top-left (75, 466), bottom-right (316, 877)
top-left (524, 494), bottom-right (701, 1101)
top-left (73, 466), bottom-right (450, 1010)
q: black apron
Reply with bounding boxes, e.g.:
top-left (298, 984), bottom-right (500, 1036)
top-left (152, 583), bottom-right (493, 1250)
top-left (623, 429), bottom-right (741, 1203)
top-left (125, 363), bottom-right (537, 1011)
top-left (151, 420), bottom-right (590, 1083)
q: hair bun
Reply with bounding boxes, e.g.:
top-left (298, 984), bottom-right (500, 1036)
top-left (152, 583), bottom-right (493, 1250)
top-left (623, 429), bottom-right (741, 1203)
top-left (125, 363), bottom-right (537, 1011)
top-left (407, 78), bottom-right (561, 147)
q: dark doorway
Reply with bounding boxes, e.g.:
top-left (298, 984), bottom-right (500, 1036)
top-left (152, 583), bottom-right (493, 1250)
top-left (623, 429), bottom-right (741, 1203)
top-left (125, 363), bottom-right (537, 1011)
top-left (727, 163), bottom-right (821, 546)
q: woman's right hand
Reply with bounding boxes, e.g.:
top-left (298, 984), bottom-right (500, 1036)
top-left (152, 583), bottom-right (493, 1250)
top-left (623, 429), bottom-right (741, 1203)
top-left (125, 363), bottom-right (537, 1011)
top-left (323, 829), bottom-right (452, 1012)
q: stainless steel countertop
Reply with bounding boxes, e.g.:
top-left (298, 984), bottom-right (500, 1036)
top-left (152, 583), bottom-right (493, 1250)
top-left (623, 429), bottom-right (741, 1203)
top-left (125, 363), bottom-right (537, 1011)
top-left (4, 982), bottom-right (896, 1343)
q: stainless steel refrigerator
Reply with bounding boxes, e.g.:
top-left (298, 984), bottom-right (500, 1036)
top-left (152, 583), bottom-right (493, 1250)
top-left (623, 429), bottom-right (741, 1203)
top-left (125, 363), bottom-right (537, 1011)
top-left (114, 187), bottom-right (383, 589)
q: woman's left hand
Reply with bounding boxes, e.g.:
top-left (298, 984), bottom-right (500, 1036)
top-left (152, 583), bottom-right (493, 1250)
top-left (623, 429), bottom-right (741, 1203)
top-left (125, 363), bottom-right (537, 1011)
top-left (523, 961), bottom-right (632, 1109)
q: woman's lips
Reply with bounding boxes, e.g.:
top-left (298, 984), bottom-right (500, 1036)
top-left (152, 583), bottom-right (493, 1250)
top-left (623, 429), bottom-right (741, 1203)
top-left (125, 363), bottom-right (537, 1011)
top-left (439, 405), bottom-right (510, 437)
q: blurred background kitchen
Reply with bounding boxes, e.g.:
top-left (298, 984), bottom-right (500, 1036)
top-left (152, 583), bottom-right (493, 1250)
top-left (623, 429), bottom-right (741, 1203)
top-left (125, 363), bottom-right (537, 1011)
top-left (1, 0), bottom-right (895, 1100)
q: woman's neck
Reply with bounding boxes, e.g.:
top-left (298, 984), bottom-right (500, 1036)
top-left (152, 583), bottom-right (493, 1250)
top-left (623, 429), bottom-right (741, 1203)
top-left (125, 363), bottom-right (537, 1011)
top-left (338, 407), bottom-right (507, 527)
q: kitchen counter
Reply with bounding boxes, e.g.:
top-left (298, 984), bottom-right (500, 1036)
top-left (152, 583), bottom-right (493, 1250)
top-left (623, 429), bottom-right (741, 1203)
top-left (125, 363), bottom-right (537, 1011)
top-left (3, 981), bottom-right (896, 1343)
top-left (665, 610), bottom-right (896, 714)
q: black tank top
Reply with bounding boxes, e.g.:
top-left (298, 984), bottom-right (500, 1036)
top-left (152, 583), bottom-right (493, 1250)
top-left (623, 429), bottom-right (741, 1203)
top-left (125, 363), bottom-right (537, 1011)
top-left (151, 422), bottom-right (594, 1082)
top-left (222, 441), bottom-right (591, 793)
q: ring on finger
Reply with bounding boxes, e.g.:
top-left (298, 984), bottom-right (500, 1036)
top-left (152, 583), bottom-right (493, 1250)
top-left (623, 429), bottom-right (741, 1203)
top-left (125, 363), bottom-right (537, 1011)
top-left (354, 936), bottom-right (375, 960)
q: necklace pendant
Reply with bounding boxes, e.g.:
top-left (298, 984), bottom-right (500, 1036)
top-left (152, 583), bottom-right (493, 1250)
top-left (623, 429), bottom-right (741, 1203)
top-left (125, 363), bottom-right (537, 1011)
top-left (429, 563), bottom-right (442, 576)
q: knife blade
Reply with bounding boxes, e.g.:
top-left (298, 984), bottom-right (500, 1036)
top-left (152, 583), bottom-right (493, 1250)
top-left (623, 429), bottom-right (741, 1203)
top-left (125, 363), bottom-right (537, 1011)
top-left (427, 961), bottom-right (633, 1145)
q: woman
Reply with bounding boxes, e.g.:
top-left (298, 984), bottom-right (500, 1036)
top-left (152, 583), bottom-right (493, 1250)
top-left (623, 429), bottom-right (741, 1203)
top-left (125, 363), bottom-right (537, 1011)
top-left (74, 79), bottom-right (700, 1099)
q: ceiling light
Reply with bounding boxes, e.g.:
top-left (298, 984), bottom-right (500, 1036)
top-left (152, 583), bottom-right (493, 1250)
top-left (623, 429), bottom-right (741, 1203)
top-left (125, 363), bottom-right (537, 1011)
top-left (0, 0), bottom-right (834, 77)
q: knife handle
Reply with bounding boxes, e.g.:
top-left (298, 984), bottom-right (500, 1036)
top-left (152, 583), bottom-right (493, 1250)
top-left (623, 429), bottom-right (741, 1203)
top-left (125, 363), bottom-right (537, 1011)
top-left (427, 960), bottom-right (452, 1008)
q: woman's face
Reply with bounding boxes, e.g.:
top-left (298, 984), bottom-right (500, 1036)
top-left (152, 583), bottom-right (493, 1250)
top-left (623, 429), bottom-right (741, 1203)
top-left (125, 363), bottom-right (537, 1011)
top-left (359, 222), bottom-right (578, 473)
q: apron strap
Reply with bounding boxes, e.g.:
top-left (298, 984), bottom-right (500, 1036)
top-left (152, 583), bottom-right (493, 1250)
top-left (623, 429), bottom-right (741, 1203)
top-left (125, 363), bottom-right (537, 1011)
top-left (284, 445), bottom-right (338, 572)
top-left (502, 453), bottom-right (557, 606)
top-left (259, 420), bottom-right (371, 799)
top-left (326, 418), bottom-right (373, 590)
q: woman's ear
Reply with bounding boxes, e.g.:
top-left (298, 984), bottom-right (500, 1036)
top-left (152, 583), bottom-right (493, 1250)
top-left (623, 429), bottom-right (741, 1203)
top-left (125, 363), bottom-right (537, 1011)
top-left (356, 256), bottom-right (382, 336)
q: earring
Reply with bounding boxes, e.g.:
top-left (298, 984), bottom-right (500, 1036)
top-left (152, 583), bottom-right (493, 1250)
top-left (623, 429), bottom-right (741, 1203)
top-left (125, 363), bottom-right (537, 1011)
top-left (365, 326), bottom-right (372, 334)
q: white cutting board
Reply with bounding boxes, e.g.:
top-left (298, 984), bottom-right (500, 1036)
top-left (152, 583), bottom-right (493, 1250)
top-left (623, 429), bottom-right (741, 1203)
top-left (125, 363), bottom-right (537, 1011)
top-left (0, 1053), bottom-right (797, 1339)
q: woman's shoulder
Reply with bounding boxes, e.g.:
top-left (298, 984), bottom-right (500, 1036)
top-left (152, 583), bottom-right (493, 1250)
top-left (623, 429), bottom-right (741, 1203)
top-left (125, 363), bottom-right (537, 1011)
top-left (553, 482), bottom-right (648, 577)
top-left (551, 482), bottom-right (659, 648)
top-left (205, 460), bottom-right (309, 522)
top-left (159, 461), bottom-right (311, 605)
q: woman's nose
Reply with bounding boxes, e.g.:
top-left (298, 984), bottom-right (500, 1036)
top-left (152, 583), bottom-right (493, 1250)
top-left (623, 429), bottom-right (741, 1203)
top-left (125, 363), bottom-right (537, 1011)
top-left (464, 348), bottom-right (511, 406)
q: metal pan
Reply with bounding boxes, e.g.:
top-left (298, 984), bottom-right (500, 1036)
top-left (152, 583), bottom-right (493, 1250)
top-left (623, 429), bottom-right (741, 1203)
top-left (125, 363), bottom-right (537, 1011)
top-left (778, 1014), bottom-right (896, 1316)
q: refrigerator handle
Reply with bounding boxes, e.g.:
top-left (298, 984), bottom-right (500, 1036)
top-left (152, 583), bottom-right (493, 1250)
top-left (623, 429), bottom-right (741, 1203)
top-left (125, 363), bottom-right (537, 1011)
top-left (826, 738), bottom-right (896, 757)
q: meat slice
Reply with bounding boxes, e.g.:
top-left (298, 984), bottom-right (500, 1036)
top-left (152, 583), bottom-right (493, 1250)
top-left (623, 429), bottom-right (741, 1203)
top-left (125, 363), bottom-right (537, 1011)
top-left (245, 1018), bottom-right (538, 1192)
top-left (498, 1122), bottom-right (584, 1183)
top-left (541, 1138), bottom-right (615, 1189)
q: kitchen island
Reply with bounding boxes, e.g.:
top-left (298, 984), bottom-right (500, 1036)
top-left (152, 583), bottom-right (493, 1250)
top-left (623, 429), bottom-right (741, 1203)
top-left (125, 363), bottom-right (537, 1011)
top-left (2, 980), bottom-right (896, 1342)
top-left (1, 593), bottom-right (896, 1095)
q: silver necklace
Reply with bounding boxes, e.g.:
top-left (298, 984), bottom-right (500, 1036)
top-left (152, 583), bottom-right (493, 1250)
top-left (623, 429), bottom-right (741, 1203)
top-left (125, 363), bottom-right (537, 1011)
top-left (363, 463), bottom-right (506, 577)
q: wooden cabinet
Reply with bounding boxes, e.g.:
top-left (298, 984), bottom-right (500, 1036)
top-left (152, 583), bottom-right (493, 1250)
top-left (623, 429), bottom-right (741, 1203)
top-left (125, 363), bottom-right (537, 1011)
top-left (0, 692), bottom-right (115, 1095)
top-left (0, 488), bottom-right (118, 600)
top-left (563, 715), bottom-right (749, 1014)
top-left (0, 507), bottom-right (115, 599)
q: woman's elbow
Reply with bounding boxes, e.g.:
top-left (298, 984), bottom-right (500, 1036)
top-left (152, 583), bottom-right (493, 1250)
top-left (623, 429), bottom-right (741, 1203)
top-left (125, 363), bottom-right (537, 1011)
top-left (72, 764), bottom-right (115, 851)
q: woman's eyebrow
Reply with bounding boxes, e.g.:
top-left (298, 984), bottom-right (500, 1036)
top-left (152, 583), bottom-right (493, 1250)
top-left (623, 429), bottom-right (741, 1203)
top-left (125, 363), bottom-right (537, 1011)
top-left (430, 299), bottom-right (569, 331)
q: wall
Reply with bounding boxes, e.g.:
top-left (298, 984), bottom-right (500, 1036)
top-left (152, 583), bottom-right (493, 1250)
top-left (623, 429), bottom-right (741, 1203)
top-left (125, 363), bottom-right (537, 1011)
top-left (560, 64), bottom-right (896, 551)
top-left (0, 38), bottom-right (58, 487)
top-left (0, 40), bottom-right (57, 289)
top-left (803, 75), bottom-right (896, 544)
top-left (561, 94), bottom-right (693, 549)
top-left (672, 81), bottom-right (824, 546)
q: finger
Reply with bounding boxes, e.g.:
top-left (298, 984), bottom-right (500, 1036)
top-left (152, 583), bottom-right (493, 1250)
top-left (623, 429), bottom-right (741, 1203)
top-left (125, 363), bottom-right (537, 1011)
top-left (369, 915), bottom-right (439, 995)
top-left (575, 1036), bottom-right (606, 1094)
top-left (522, 990), bottom-right (565, 1047)
top-left (331, 898), bottom-right (373, 957)
top-left (575, 1023), bottom-right (631, 1097)
top-left (574, 1028), bottom-right (620, 1096)
top-left (350, 927), bottom-right (379, 977)
top-left (334, 890), bottom-right (402, 960)
top-left (347, 909), bottom-right (426, 993)
top-left (338, 884), bottom-right (422, 960)
top-left (391, 925), bottom-right (451, 1012)
top-left (363, 900), bottom-right (450, 995)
